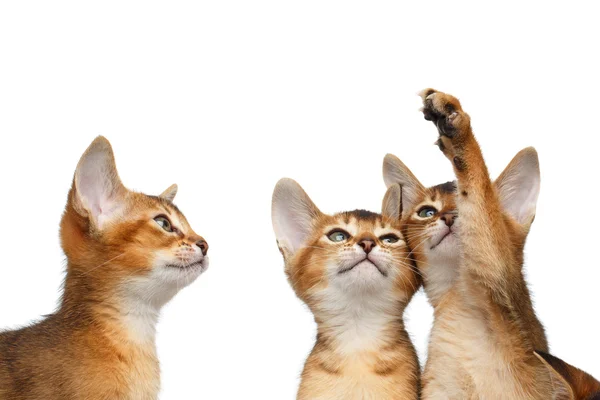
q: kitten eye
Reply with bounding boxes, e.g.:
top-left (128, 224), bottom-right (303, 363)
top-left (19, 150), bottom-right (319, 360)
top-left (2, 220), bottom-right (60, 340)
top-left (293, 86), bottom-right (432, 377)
top-left (380, 234), bottom-right (400, 244)
top-left (154, 215), bottom-right (173, 232)
top-left (417, 206), bottom-right (438, 218)
top-left (328, 230), bottom-right (349, 243)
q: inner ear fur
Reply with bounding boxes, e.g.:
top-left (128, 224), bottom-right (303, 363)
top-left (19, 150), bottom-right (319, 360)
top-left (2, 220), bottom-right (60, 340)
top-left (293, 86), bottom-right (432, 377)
top-left (71, 136), bottom-right (128, 228)
top-left (159, 184), bottom-right (178, 202)
top-left (494, 147), bottom-right (540, 228)
top-left (535, 351), bottom-right (600, 400)
top-left (382, 184), bottom-right (402, 220)
top-left (271, 178), bottom-right (323, 258)
top-left (382, 153), bottom-right (426, 218)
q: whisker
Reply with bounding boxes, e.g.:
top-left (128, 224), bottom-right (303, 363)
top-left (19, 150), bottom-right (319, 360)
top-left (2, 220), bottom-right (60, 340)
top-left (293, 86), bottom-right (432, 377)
top-left (81, 252), bottom-right (127, 276)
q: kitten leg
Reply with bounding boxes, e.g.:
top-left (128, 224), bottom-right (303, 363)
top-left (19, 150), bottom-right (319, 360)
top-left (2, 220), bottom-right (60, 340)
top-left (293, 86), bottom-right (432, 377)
top-left (419, 89), bottom-right (509, 284)
top-left (419, 88), bottom-right (554, 399)
top-left (419, 87), bottom-right (548, 350)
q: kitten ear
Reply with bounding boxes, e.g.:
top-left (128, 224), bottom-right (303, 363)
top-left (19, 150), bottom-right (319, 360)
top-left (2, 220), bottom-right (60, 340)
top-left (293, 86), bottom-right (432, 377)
top-left (382, 184), bottom-right (402, 220)
top-left (72, 136), bottom-right (128, 228)
top-left (383, 154), bottom-right (425, 218)
top-left (272, 178), bottom-right (322, 258)
top-left (534, 351), bottom-right (600, 400)
top-left (494, 147), bottom-right (540, 227)
top-left (159, 184), bottom-right (178, 202)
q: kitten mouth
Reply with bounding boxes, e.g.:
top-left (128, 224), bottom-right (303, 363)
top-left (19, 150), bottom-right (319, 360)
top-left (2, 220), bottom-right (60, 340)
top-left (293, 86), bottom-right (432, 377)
top-left (165, 260), bottom-right (205, 271)
top-left (338, 259), bottom-right (387, 277)
top-left (431, 231), bottom-right (452, 249)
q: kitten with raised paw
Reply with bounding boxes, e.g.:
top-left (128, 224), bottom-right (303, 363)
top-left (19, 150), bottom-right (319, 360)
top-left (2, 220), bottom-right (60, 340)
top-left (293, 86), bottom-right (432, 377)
top-left (0, 137), bottom-right (208, 400)
top-left (271, 179), bottom-right (420, 400)
top-left (382, 89), bottom-right (599, 399)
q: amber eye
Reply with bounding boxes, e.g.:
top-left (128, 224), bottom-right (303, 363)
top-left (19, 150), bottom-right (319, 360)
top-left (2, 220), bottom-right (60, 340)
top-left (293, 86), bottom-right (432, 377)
top-left (380, 234), bottom-right (400, 244)
top-left (154, 215), bottom-right (173, 232)
top-left (328, 230), bottom-right (349, 243)
top-left (418, 206), bottom-right (438, 218)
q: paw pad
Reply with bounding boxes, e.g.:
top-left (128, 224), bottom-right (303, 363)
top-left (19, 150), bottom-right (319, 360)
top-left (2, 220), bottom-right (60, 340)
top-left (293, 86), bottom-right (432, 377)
top-left (419, 89), bottom-right (466, 139)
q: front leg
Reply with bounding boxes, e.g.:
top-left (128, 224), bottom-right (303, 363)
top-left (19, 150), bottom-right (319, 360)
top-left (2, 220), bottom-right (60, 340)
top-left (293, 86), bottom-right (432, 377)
top-left (418, 89), bottom-right (510, 284)
top-left (419, 89), bottom-right (550, 398)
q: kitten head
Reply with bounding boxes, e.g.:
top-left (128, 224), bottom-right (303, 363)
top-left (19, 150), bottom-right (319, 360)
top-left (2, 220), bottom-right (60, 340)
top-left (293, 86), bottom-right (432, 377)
top-left (382, 148), bottom-right (540, 301)
top-left (271, 178), bottom-right (419, 312)
top-left (535, 351), bottom-right (600, 400)
top-left (60, 137), bottom-right (208, 308)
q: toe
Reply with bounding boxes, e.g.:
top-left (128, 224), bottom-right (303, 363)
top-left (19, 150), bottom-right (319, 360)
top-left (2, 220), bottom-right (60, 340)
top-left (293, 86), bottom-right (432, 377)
top-left (418, 88), bottom-right (437, 102)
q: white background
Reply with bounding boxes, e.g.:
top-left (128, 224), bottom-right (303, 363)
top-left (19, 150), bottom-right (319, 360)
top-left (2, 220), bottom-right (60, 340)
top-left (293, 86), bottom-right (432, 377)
top-left (1, 2), bottom-right (598, 399)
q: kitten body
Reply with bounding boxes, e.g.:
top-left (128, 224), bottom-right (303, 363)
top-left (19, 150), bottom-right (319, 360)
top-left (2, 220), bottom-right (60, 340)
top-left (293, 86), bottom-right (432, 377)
top-left (0, 137), bottom-right (208, 400)
top-left (383, 90), bottom-right (599, 399)
top-left (272, 179), bottom-right (420, 400)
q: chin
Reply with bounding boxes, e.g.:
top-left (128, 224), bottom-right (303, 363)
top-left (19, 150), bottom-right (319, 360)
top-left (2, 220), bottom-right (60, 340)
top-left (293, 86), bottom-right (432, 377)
top-left (158, 257), bottom-right (208, 286)
top-left (429, 237), bottom-right (460, 263)
top-left (335, 260), bottom-right (388, 292)
top-left (124, 260), bottom-right (207, 309)
top-left (435, 234), bottom-right (454, 250)
top-left (430, 231), bottom-right (458, 250)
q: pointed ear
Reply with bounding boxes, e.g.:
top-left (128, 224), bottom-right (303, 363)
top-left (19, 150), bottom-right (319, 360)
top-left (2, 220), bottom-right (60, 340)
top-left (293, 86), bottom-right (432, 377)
top-left (271, 178), bottom-right (322, 258)
top-left (535, 351), bottom-right (575, 400)
top-left (383, 154), bottom-right (425, 218)
top-left (159, 184), bottom-right (178, 202)
top-left (494, 147), bottom-right (540, 227)
top-left (72, 136), bottom-right (127, 228)
top-left (535, 351), bottom-right (600, 400)
top-left (382, 184), bottom-right (402, 220)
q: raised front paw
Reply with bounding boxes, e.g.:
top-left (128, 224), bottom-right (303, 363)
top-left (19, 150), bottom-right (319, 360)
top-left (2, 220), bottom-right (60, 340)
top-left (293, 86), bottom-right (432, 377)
top-left (419, 89), bottom-right (472, 156)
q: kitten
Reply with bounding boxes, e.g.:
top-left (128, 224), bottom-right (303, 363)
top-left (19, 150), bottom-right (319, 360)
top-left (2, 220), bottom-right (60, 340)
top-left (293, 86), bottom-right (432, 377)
top-left (271, 178), bottom-right (420, 400)
top-left (0, 137), bottom-right (208, 400)
top-left (383, 89), bottom-right (599, 399)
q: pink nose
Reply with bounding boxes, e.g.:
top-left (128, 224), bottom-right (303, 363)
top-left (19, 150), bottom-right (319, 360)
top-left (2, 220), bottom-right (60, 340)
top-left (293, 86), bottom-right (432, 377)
top-left (358, 239), bottom-right (375, 254)
top-left (196, 240), bottom-right (208, 256)
top-left (441, 213), bottom-right (456, 227)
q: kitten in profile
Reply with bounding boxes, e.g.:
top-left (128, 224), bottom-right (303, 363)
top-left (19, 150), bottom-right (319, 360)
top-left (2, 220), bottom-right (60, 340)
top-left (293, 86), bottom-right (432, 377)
top-left (271, 178), bottom-right (420, 400)
top-left (0, 137), bottom-right (209, 400)
top-left (383, 89), bottom-right (599, 399)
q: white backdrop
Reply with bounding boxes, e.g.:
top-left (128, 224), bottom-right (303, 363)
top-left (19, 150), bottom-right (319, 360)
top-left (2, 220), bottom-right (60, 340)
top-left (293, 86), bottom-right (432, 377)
top-left (0, 2), bottom-right (598, 399)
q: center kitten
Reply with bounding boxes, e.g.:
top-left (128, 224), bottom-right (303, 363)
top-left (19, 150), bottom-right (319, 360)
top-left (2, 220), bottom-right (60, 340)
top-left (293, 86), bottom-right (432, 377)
top-left (271, 178), bottom-right (420, 400)
top-left (0, 137), bottom-right (208, 400)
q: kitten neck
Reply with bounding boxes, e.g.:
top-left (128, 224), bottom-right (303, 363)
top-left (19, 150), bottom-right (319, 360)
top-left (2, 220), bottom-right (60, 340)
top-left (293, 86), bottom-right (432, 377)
top-left (59, 264), bottom-right (165, 346)
top-left (421, 259), bottom-right (460, 307)
top-left (116, 296), bottom-right (161, 345)
top-left (314, 290), bottom-right (408, 355)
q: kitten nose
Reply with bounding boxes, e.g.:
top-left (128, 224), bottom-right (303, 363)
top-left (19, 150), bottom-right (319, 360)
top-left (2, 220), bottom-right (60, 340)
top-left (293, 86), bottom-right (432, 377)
top-left (441, 213), bottom-right (456, 227)
top-left (196, 240), bottom-right (209, 256)
top-left (358, 239), bottom-right (375, 254)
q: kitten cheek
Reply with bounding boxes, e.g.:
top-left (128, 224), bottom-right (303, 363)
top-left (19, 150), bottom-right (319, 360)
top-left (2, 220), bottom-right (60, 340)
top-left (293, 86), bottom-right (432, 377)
top-left (150, 250), bottom-right (178, 269)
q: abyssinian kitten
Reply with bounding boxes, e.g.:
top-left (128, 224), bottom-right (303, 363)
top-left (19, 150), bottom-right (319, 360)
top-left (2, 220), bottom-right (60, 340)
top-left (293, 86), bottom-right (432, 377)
top-left (383, 89), bottom-right (600, 399)
top-left (271, 178), bottom-right (420, 400)
top-left (0, 137), bottom-right (209, 400)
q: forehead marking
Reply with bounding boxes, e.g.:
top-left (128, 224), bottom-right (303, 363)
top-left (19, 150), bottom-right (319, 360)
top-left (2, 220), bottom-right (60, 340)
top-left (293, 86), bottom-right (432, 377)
top-left (432, 181), bottom-right (457, 194)
top-left (158, 204), bottom-right (172, 216)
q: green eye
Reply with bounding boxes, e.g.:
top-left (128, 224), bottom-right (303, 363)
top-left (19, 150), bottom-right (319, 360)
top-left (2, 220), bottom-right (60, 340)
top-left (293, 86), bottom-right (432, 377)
top-left (380, 234), bottom-right (400, 244)
top-left (154, 216), bottom-right (173, 232)
top-left (418, 206), bottom-right (438, 218)
top-left (328, 230), bottom-right (349, 243)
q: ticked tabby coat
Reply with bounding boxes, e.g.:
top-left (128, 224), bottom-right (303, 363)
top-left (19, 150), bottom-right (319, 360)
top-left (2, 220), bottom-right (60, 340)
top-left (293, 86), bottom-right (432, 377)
top-left (272, 179), bottom-right (421, 400)
top-left (0, 137), bottom-right (208, 400)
